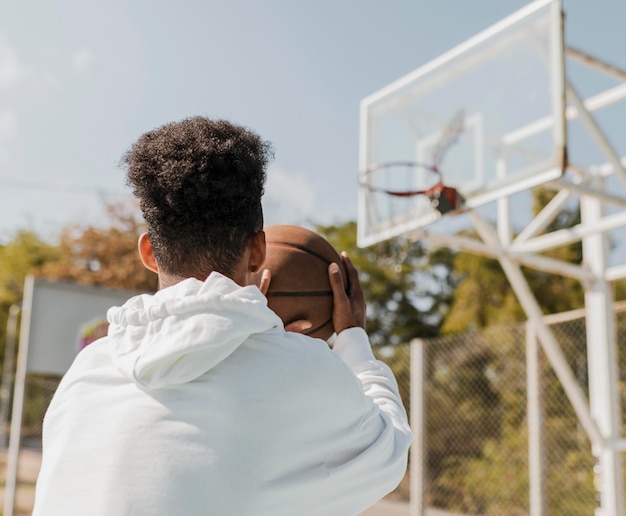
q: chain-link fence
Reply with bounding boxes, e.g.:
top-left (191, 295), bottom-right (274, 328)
top-left (21, 375), bottom-right (61, 447)
top-left (376, 302), bottom-right (626, 514)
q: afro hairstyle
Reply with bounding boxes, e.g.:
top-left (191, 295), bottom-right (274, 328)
top-left (123, 116), bottom-right (273, 278)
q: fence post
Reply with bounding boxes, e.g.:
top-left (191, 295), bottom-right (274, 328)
top-left (410, 338), bottom-right (426, 516)
top-left (4, 278), bottom-right (35, 516)
top-left (526, 322), bottom-right (547, 516)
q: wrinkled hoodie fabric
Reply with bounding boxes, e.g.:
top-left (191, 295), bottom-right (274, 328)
top-left (33, 272), bottom-right (413, 516)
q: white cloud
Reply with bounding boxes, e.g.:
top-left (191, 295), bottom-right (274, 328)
top-left (263, 166), bottom-right (317, 225)
top-left (0, 109), bottom-right (17, 140)
top-left (71, 48), bottom-right (95, 72)
top-left (0, 36), bottom-right (23, 89)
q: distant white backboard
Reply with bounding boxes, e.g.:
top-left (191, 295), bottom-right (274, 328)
top-left (20, 276), bottom-right (141, 375)
top-left (358, 0), bottom-right (566, 247)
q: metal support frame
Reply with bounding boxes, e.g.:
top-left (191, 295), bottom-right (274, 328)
top-left (471, 210), bottom-right (606, 446)
top-left (420, 160), bottom-right (626, 516)
top-left (407, 47), bottom-right (626, 515)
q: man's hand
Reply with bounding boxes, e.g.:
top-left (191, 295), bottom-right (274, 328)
top-left (329, 252), bottom-right (366, 334)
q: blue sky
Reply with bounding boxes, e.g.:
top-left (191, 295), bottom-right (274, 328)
top-left (0, 0), bottom-right (625, 245)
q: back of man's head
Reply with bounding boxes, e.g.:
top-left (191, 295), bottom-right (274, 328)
top-left (123, 117), bottom-right (272, 279)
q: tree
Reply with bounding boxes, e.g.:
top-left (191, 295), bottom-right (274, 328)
top-left (440, 243), bottom-right (523, 334)
top-left (0, 231), bottom-right (60, 354)
top-left (0, 231), bottom-right (60, 305)
top-left (316, 221), bottom-right (457, 347)
top-left (0, 232), bottom-right (62, 433)
top-left (40, 202), bottom-right (157, 293)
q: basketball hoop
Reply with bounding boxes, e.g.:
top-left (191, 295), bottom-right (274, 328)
top-left (358, 161), bottom-right (464, 215)
top-left (358, 109), bottom-right (466, 215)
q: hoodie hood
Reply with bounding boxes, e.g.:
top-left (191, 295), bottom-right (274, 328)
top-left (107, 272), bottom-right (282, 389)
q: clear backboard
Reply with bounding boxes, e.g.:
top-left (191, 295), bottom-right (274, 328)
top-left (358, 0), bottom-right (566, 247)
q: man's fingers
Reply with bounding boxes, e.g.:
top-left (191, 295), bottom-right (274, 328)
top-left (340, 252), bottom-right (366, 329)
top-left (329, 263), bottom-right (348, 299)
top-left (259, 269), bottom-right (271, 295)
top-left (329, 262), bottom-right (357, 333)
top-left (341, 252), bottom-right (360, 294)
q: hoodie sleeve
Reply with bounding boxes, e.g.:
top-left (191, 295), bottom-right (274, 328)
top-left (325, 327), bottom-right (413, 510)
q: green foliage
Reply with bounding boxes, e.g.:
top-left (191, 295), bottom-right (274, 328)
top-left (0, 231), bottom-right (60, 358)
top-left (0, 231), bottom-right (59, 306)
top-left (441, 246), bottom-right (524, 334)
top-left (432, 431), bottom-right (529, 515)
top-left (0, 232), bottom-right (61, 435)
top-left (316, 221), bottom-right (457, 347)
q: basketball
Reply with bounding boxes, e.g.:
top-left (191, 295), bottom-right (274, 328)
top-left (259, 224), bottom-right (348, 341)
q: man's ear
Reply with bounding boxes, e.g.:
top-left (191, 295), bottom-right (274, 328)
top-left (138, 232), bottom-right (159, 273)
top-left (248, 231), bottom-right (266, 273)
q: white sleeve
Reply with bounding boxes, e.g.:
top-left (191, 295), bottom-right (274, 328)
top-left (327, 327), bottom-right (413, 509)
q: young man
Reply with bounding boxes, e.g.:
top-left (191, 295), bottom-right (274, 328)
top-left (33, 117), bottom-right (412, 515)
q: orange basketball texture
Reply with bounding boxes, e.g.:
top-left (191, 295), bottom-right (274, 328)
top-left (261, 225), bottom-right (348, 340)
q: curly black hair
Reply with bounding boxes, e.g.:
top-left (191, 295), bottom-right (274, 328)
top-left (123, 116), bottom-right (273, 278)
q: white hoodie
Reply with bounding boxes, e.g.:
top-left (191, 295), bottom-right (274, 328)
top-left (33, 273), bottom-right (412, 516)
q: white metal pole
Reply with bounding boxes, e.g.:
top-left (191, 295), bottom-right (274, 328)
top-left (566, 47), bottom-right (626, 82)
top-left (543, 180), bottom-right (626, 210)
top-left (496, 158), bottom-right (512, 246)
top-left (4, 277), bottom-right (34, 516)
top-left (509, 209), bottom-right (626, 255)
top-left (581, 177), bottom-right (624, 516)
top-left (514, 189), bottom-right (571, 244)
top-left (526, 323), bottom-right (547, 516)
top-left (423, 230), bottom-right (594, 283)
top-left (357, 100), bottom-right (370, 248)
top-left (410, 339), bottom-right (426, 516)
top-left (566, 83), bottom-right (626, 188)
top-left (606, 264), bottom-right (626, 282)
